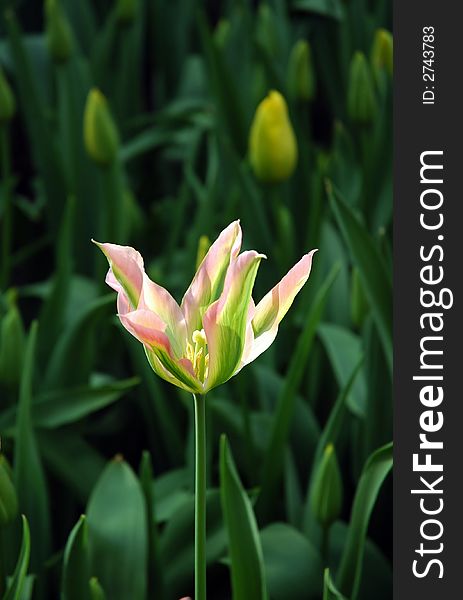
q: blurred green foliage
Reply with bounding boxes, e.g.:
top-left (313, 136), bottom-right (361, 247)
top-left (0, 0), bottom-right (392, 598)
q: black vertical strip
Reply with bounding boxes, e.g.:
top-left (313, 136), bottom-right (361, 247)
top-left (394, 2), bottom-right (462, 597)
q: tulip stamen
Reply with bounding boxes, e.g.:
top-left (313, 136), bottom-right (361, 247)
top-left (187, 329), bottom-right (209, 382)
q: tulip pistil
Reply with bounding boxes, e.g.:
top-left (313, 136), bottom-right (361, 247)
top-left (187, 329), bottom-right (209, 382)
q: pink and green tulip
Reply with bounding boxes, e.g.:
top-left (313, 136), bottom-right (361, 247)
top-left (94, 221), bottom-right (316, 394)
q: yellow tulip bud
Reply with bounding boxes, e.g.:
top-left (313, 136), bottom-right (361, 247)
top-left (371, 29), bottom-right (393, 78)
top-left (115, 0), bottom-right (137, 25)
top-left (249, 90), bottom-right (298, 183)
top-left (0, 67), bottom-right (15, 123)
top-left (347, 51), bottom-right (377, 125)
top-left (45, 0), bottom-right (73, 64)
top-left (0, 454), bottom-right (18, 526)
top-left (83, 89), bottom-right (119, 167)
top-left (288, 40), bottom-right (316, 102)
top-left (310, 444), bottom-right (343, 529)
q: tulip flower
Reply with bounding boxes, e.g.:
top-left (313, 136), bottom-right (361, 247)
top-left (94, 220), bottom-right (316, 600)
top-left (249, 90), bottom-right (298, 183)
top-left (94, 221), bottom-right (316, 395)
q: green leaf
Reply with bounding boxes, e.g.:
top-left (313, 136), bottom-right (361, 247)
top-left (336, 443), bottom-right (393, 599)
top-left (328, 522), bottom-right (392, 600)
top-left (318, 323), bottom-right (366, 417)
top-left (39, 431), bottom-right (105, 504)
top-left (0, 377), bottom-right (139, 430)
top-left (139, 452), bottom-right (164, 600)
top-left (328, 182), bottom-right (392, 372)
top-left (257, 262), bottom-right (340, 520)
top-left (220, 435), bottom-right (267, 600)
top-left (34, 376), bottom-right (139, 428)
top-left (86, 457), bottom-right (147, 600)
top-left (303, 359), bottom-right (363, 536)
top-left (61, 515), bottom-right (90, 600)
top-left (13, 322), bottom-right (51, 571)
top-left (323, 568), bottom-right (346, 600)
top-left (43, 295), bottom-right (113, 390)
top-left (261, 523), bottom-right (322, 600)
top-left (4, 515), bottom-right (31, 600)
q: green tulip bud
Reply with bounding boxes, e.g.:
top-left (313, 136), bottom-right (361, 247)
top-left (89, 577), bottom-right (106, 600)
top-left (115, 0), bottom-right (137, 26)
top-left (371, 29), bottom-right (393, 78)
top-left (0, 67), bottom-right (15, 123)
top-left (0, 454), bottom-right (18, 526)
top-left (83, 89), bottom-right (119, 167)
top-left (214, 19), bottom-right (231, 48)
top-left (45, 0), bottom-right (73, 64)
top-left (249, 90), bottom-right (298, 183)
top-left (310, 444), bottom-right (343, 529)
top-left (351, 267), bottom-right (369, 328)
top-left (288, 40), bottom-right (316, 102)
top-left (196, 235), bottom-right (211, 270)
top-left (256, 4), bottom-right (279, 57)
top-left (0, 292), bottom-right (26, 388)
top-left (347, 51), bottom-right (377, 125)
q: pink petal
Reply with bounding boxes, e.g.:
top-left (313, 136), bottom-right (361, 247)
top-left (181, 221), bottom-right (242, 336)
top-left (93, 241), bottom-right (144, 308)
top-left (245, 250), bottom-right (317, 365)
top-left (139, 274), bottom-right (187, 357)
top-left (119, 309), bottom-right (171, 350)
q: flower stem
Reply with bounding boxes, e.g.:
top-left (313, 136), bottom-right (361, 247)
top-left (193, 393), bottom-right (207, 600)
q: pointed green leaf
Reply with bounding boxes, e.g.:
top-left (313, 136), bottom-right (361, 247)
top-left (61, 515), bottom-right (90, 600)
top-left (87, 457), bottom-right (147, 600)
top-left (14, 322), bottom-right (51, 571)
top-left (0, 377), bottom-right (139, 430)
top-left (303, 359), bottom-right (363, 536)
top-left (139, 451), bottom-right (164, 600)
top-left (43, 295), bottom-right (113, 389)
top-left (328, 182), bottom-right (392, 372)
top-left (4, 515), bottom-right (31, 600)
top-left (318, 323), bottom-right (366, 417)
top-left (257, 262), bottom-right (340, 520)
top-left (323, 568), bottom-right (346, 600)
top-left (336, 442), bottom-right (393, 599)
top-left (220, 435), bottom-right (267, 600)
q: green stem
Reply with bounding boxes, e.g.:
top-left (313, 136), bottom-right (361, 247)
top-left (193, 393), bottom-right (207, 600)
top-left (1, 124), bottom-right (12, 289)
